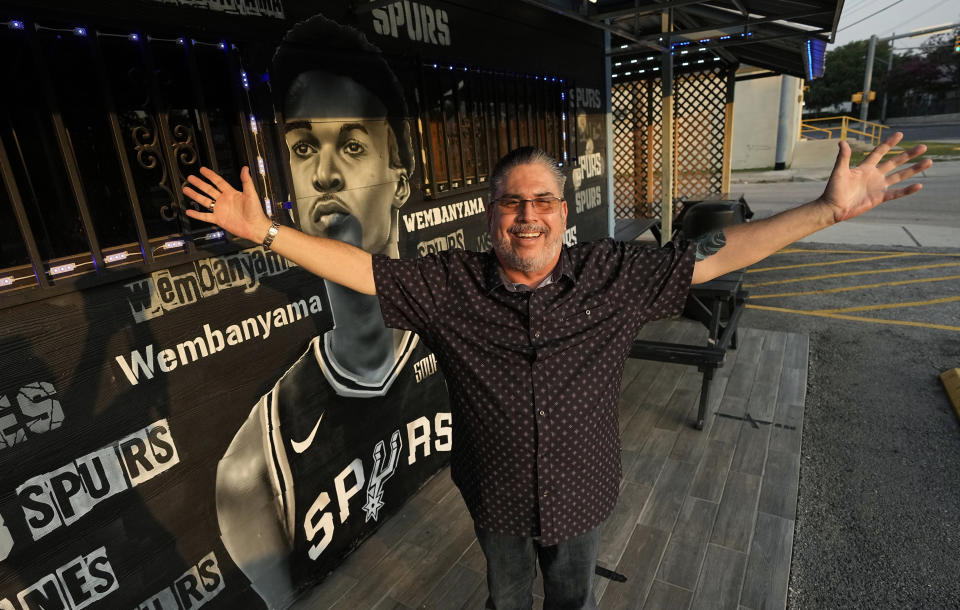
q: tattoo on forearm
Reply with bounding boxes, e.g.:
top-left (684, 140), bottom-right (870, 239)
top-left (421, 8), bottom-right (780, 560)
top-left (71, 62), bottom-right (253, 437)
top-left (695, 229), bottom-right (727, 261)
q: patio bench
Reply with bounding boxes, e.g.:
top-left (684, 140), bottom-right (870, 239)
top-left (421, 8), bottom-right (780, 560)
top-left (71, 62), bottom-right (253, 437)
top-left (629, 270), bottom-right (748, 430)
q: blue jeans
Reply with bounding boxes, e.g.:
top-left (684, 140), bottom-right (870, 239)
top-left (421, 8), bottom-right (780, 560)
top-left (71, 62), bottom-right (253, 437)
top-left (474, 524), bottom-right (602, 610)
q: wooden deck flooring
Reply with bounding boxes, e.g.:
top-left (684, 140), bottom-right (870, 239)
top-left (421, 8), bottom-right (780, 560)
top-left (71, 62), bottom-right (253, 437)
top-left (293, 319), bottom-right (809, 610)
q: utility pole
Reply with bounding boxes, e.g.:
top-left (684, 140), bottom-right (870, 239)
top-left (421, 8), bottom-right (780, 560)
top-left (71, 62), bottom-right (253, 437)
top-left (861, 23), bottom-right (960, 125)
top-left (858, 35), bottom-right (877, 125)
top-left (880, 34), bottom-right (894, 123)
top-left (775, 76), bottom-right (796, 170)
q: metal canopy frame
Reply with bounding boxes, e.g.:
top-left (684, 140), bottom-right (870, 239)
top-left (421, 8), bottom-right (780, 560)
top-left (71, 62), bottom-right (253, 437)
top-left (521, 0), bottom-right (843, 78)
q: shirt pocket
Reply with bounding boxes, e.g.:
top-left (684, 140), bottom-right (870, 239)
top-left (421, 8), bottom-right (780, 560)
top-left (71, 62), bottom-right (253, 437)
top-left (562, 299), bottom-right (616, 328)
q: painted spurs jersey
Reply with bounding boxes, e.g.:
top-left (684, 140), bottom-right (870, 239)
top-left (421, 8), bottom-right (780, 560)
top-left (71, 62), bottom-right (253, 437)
top-left (259, 330), bottom-right (449, 584)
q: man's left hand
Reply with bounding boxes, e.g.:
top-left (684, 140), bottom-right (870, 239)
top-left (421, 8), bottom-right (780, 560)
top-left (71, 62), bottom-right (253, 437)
top-left (818, 131), bottom-right (933, 224)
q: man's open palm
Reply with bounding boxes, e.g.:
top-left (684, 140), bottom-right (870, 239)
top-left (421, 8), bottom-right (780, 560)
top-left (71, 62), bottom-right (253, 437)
top-left (183, 166), bottom-right (269, 243)
top-left (820, 131), bottom-right (932, 223)
top-left (692, 132), bottom-right (935, 285)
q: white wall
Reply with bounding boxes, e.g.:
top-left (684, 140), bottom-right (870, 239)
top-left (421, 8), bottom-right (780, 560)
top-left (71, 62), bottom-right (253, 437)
top-left (731, 73), bottom-right (804, 170)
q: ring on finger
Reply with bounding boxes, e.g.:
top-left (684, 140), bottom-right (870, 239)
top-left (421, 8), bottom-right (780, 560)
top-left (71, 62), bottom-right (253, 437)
top-left (209, 201), bottom-right (215, 212)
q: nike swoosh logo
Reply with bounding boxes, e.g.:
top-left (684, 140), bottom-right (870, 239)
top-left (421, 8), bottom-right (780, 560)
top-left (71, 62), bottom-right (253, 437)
top-left (290, 412), bottom-right (325, 454)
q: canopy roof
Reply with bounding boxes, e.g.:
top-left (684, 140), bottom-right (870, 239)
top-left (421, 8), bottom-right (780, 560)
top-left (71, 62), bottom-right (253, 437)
top-left (525, 0), bottom-right (844, 79)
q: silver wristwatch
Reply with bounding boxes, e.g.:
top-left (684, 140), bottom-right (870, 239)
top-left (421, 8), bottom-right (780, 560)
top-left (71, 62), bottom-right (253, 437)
top-left (262, 221), bottom-right (280, 250)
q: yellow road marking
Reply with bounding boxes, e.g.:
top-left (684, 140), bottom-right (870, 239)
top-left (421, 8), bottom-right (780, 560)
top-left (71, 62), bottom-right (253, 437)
top-left (746, 304), bottom-right (960, 332)
top-left (774, 248), bottom-right (960, 257)
top-left (743, 262), bottom-right (960, 287)
top-left (813, 295), bottom-right (960, 314)
top-left (749, 275), bottom-right (960, 299)
top-left (747, 253), bottom-right (919, 273)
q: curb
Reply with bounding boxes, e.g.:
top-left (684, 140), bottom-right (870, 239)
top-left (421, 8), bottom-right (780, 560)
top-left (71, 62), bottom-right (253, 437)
top-left (940, 368), bottom-right (960, 422)
top-left (731, 173), bottom-right (830, 185)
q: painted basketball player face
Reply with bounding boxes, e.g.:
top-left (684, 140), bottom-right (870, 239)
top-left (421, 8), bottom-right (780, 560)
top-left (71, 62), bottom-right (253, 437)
top-left (284, 70), bottom-right (409, 256)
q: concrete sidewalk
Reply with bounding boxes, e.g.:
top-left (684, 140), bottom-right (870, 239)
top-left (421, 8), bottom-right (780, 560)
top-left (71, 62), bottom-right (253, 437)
top-left (731, 158), bottom-right (960, 185)
top-left (634, 219), bottom-right (957, 249)
top-left (788, 221), bottom-right (955, 248)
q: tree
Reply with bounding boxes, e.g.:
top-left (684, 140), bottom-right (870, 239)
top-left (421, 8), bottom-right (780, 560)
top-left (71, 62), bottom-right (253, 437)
top-left (885, 27), bottom-right (960, 117)
top-left (805, 39), bottom-right (894, 113)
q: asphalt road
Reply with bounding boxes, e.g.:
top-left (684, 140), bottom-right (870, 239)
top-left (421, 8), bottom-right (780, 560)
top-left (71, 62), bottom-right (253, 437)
top-left (735, 220), bottom-right (960, 605)
top-left (885, 121), bottom-right (960, 143)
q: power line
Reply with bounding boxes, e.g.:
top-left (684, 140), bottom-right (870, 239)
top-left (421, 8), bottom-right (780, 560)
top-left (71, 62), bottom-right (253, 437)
top-left (879, 0), bottom-right (956, 35)
top-left (843, 0), bottom-right (882, 18)
top-left (838, 0), bottom-right (908, 32)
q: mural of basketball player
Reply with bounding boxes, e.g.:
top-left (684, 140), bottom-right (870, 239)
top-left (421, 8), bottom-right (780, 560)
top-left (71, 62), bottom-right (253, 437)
top-left (212, 15), bottom-right (448, 608)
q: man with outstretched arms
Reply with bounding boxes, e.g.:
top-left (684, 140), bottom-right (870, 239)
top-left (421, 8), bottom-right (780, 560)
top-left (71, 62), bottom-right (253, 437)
top-left (187, 135), bottom-right (930, 608)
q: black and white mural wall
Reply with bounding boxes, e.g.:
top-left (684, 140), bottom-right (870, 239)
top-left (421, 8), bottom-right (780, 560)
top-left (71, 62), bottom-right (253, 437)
top-left (0, 0), bottom-right (606, 607)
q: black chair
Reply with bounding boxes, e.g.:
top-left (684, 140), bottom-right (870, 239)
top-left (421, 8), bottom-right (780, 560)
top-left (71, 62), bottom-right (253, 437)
top-left (676, 194), bottom-right (753, 241)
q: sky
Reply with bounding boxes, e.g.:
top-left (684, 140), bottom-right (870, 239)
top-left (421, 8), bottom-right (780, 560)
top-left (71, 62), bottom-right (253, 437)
top-left (829, 0), bottom-right (960, 52)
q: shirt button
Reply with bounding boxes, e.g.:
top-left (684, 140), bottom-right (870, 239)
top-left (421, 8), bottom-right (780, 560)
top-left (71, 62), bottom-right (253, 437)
top-left (543, 491), bottom-right (549, 498)
top-left (586, 309), bottom-right (591, 316)
top-left (539, 410), bottom-right (546, 416)
top-left (534, 331), bottom-right (541, 338)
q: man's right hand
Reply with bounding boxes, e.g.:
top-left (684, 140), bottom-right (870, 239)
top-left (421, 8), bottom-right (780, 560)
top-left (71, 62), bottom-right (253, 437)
top-left (183, 166), bottom-right (272, 244)
top-left (182, 166), bottom-right (377, 295)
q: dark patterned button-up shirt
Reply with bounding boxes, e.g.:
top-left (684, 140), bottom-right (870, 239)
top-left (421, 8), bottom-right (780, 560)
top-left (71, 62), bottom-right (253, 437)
top-left (373, 238), bottom-right (695, 544)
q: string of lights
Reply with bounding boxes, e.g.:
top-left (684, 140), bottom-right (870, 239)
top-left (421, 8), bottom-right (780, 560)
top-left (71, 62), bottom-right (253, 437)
top-left (427, 61), bottom-right (565, 84)
top-left (5, 17), bottom-right (285, 254)
top-left (611, 44), bottom-right (724, 80)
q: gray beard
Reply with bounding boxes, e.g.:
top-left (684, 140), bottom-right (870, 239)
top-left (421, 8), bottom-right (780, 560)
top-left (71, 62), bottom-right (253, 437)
top-left (492, 222), bottom-right (564, 273)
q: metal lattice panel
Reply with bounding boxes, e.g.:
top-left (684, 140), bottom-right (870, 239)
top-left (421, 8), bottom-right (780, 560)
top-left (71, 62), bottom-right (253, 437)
top-left (612, 67), bottom-right (728, 220)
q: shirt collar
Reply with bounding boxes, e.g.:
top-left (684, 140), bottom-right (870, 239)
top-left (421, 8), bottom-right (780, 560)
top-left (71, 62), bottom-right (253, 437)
top-left (484, 246), bottom-right (576, 293)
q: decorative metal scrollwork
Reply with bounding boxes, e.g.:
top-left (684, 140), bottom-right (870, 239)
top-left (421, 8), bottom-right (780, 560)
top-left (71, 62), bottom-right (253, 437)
top-left (128, 114), bottom-right (178, 222)
top-left (158, 188), bottom-right (178, 221)
top-left (171, 121), bottom-right (198, 168)
top-left (171, 118), bottom-right (203, 218)
top-left (131, 118), bottom-right (162, 173)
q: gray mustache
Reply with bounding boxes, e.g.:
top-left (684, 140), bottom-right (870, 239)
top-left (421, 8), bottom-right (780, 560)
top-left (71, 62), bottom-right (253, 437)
top-left (509, 224), bottom-right (549, 234)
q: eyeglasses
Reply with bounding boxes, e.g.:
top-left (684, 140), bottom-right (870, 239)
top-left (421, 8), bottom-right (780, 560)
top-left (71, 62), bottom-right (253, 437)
top-left (493, 196), bottom-right (564, 214)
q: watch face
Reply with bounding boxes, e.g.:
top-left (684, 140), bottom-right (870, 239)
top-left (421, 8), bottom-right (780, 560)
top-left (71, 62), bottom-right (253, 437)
top-left (264, 223), bottom-right (280, 248)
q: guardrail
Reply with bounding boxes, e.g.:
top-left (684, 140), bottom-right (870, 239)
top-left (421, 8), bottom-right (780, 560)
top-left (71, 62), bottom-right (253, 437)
top-left (799, 115), bottom-right (888, 145)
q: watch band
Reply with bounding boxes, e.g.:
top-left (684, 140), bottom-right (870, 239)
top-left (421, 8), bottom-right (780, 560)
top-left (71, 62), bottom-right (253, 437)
top-left (262, 221), bottom-right (280, 250)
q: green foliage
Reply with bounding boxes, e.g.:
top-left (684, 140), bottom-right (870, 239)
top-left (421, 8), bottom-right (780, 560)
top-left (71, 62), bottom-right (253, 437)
top-left (885, 27), bottom-right (960, 117)
top-left (805, 39), bottom-right (893, 110)
top-left (805, 29), bottom-right (960, 118)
